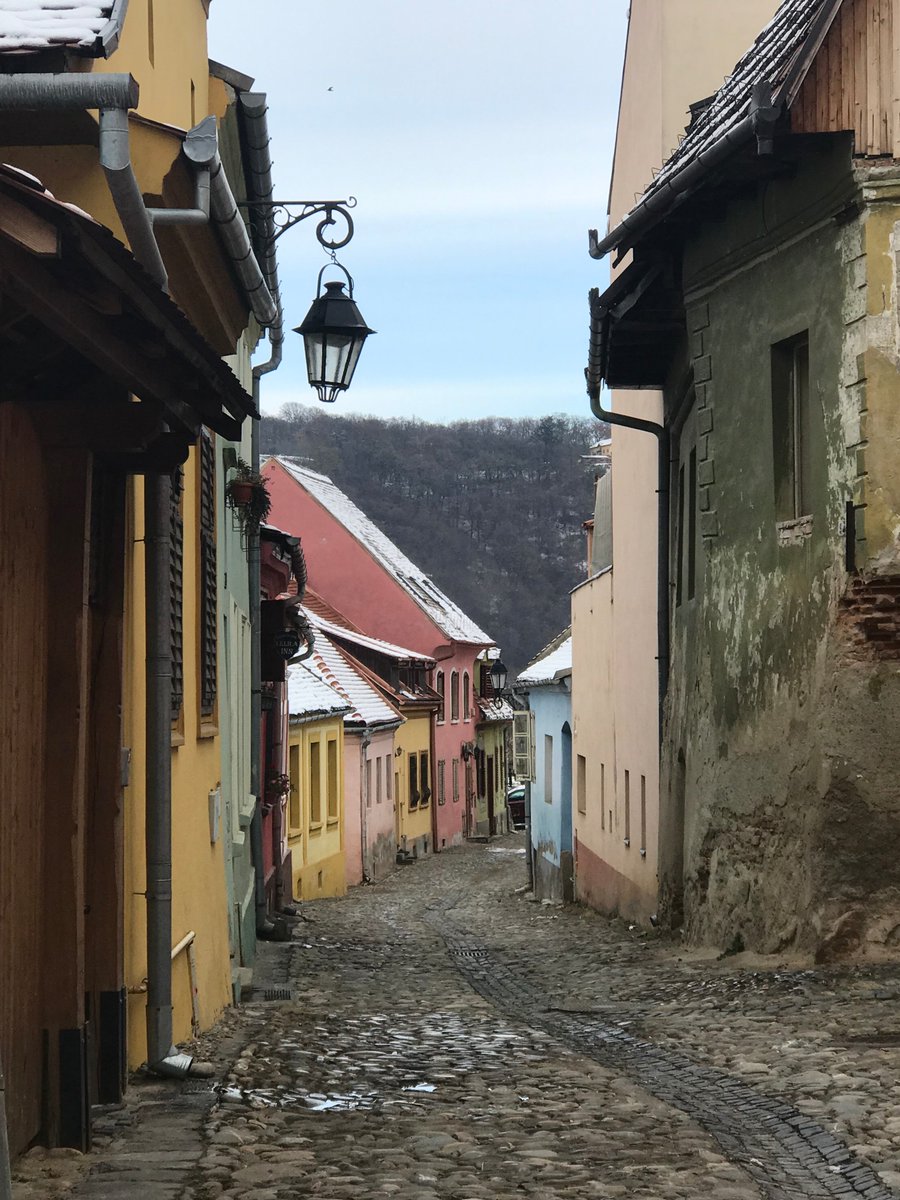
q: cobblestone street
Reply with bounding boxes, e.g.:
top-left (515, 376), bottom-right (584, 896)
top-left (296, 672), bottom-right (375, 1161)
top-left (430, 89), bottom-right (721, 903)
top-left (15, 836), bottom-right (900, 1200)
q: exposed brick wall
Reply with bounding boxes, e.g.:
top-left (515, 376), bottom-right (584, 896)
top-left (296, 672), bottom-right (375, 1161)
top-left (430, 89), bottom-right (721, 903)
top-left (841, 576), bottom-right (900, 658)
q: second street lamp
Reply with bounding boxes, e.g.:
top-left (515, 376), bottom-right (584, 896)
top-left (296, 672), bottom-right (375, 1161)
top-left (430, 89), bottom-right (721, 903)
top-left (490, 658), bottom-right (509, 694)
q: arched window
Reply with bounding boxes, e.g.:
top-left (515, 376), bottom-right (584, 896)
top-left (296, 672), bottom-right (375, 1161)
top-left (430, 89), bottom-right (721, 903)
top-left (436, 670), bottom-right (445, 723)
top-left (450, 670), bottom-right (460, 721)
top-left (463, 671), bottom-right (470, 720)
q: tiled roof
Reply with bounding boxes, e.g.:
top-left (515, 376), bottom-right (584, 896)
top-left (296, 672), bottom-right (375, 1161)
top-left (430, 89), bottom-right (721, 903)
top-left (286, 661), bottom-right (351, 721)
top-left (598, 0), bottom-right (836, 257)
top-left (517, 630), bottom-right (573, 687)
top-left (307, 609), bottom-right (435, 668)
top-left (0, 0), bottom-right (118, 51)
top-left (305, 628), bottom-right (403, 730)
top-left (272, 457), bottom-right (494, 646)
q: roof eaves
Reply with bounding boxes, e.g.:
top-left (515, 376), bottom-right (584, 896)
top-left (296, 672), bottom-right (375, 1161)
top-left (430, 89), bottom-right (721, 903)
top-left (589, 0), bottom-right (845, 264)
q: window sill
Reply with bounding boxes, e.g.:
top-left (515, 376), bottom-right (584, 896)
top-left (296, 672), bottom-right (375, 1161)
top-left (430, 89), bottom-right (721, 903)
top-left (170, 730), bottom-right (185, 748)
top-left (326, 817), bottom-right (339, 828)
top-left (309, 821), bottom-right (323, 833)
top-left (776, 515), bottom-right (813, 547)
top-left (198, 721), bottom-right (219, 741)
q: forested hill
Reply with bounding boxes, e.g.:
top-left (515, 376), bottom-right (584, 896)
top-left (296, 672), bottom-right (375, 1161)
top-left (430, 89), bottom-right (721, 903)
top-left (261, 405), bottom-right (606, 673)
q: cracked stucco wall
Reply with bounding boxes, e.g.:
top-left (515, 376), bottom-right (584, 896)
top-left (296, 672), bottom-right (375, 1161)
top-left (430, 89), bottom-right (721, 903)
top-left (662, 140), bottom-right (900, 959)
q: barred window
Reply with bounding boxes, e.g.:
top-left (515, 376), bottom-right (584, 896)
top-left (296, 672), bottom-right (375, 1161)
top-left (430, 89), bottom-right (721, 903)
top-left (170, 465), bottom-right (184, 719)
top-left (199, 430), bottom-right (217, 719)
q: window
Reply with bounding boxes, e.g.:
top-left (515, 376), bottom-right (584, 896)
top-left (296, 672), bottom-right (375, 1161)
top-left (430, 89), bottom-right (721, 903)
top-left (169, 465), bottom-right (184, 720)
top-left (436, 670), bottom-right (445, 723)
top-left (289, 743), bottom-right (301, 832)
top-left (385, 757), bottom-right (393, 803)
top-left (452, 758), bottom-right (460, 803)
top-left (675, 444), bottom-right (698, 607)
top-left (366, 757), bottom-right (373, 808)
top-left (624, 769), bottom-right (631, 847)
top-left (409, 752), bottom-right (419, 808)
top-left (463, 672), bottom-right (470, 720)
top-left (513, 711), bottom-right (535, 781)
top-left (309, 741), bottom-right (322, 824)
top-left (544, 735), bottom-right (553, 804)
top-left (772, 333), bottom-right (811, 521)
top-left (326, 738), bottom-right (338, 821)
top-left (147, 0), bottom-right (154, 65)
top-left (601, 762), bottom-right (606, 828)
top-left (577, 755), bottom-right (587, 815)
top-left (198, 429), bottom-right (217, 720)
top-left (640, 774), bottom-right (647, 857)
top-left (438, 759), bottom-right (446, 805)
top-left (450, 671), bottom-right (460, 721)
top-left (419, 750), bottom-right (431, 805)
top-left (376, 757), bottom-right (383, 805)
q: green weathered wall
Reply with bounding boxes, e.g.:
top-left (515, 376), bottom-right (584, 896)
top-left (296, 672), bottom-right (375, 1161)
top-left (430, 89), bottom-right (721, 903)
top-left (662, 139), bottom-right (900, 959)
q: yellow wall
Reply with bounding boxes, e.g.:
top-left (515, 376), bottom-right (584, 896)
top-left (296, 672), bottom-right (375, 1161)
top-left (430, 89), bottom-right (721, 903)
top-left (124, 463), bottom-right (233, 1068)
top-left (393, 713), bottom-right (433, 850)
top-left (96, 0), bottom-right (215, 132)
top-left (288, 718), bottom-right (346, 900)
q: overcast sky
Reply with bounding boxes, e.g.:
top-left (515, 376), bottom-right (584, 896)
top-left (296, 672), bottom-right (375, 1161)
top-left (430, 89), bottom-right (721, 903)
top-left (208, 2), bottom-right (629, 422)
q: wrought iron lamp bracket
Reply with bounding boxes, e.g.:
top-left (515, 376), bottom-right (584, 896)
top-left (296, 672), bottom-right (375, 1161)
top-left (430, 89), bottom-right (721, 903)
top-left (240, 198), bottom-right (357, 249)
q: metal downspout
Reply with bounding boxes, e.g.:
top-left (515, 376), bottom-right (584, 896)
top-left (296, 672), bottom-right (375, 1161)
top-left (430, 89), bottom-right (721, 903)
top-left (0, 1054), bottom-right (11, 1200)
top-left (588, 390), bottom-right (670, 738)
top-left (360, 731), bottom-right (372, 881)
top-left (245, 88), bottom-right (285, 929)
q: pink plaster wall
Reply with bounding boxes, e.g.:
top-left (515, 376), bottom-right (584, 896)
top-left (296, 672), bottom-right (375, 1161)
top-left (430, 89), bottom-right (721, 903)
top-left (264, 459), bottom-right (487, 850)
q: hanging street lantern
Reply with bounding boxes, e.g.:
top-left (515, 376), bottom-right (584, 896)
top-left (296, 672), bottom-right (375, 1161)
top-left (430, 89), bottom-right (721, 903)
top-left (294, 264), bottom-right (375, 404)
top-left (489, 657), bottom-right (509, 695)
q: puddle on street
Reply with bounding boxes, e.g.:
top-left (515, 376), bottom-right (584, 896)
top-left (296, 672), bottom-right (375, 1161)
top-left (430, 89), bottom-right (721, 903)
top-left (222, 1010), bottom-right (542, 1113)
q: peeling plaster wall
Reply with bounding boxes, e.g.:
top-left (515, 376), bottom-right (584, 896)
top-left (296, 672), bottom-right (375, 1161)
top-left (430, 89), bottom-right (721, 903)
top-left (664, 139), bottom-right (900, 959)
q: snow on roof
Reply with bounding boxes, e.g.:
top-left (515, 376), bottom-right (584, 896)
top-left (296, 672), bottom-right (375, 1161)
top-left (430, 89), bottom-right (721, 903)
top-left (0, 1), bottom-right (115, 51)
top-left (286, 661), bottom-right (351, 722)
top-left (603, 0), bottom-right (828, 257)
top-left (305, 628), bottom-right (402, 729)
top-left (307, 608), bottom-right (435, 667)
top-left (477, 696), bottom-right (515, 722)
top-left (273, 456), bottom-right (494, 646)
top-left (517, 630), bottom-right (573, 687)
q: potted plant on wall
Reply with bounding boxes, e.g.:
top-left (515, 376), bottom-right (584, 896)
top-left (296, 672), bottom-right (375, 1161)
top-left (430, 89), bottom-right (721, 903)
top-left (226, 458), bottom-right (271, 530)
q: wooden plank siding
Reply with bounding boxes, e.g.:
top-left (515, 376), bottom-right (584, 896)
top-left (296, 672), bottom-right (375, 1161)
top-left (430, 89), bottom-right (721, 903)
top-left (792, 0), bottom-right (900, 156)
top-left (0, 403), bottom-right (49, 1156)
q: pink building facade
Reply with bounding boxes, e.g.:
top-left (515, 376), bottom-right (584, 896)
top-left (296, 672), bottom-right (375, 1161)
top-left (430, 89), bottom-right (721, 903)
top-left (264, 457), bottom-right (495, 851)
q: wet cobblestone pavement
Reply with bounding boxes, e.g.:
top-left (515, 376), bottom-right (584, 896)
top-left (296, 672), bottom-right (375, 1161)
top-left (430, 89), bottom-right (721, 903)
top-left (16, 835), bottom-right (900, 1199)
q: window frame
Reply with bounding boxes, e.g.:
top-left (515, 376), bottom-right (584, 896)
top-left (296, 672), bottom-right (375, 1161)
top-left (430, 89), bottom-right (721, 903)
top-left (435, 669), bottom-right (445, 723)
top-left (772, 332), bottom-right (812, 523)
top-left (450, 670), bottom-right (460, 722)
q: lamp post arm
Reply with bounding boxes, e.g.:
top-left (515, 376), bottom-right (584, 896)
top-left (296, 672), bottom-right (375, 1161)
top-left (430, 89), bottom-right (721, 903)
top-left (238, 198), bottom-right (357, 248)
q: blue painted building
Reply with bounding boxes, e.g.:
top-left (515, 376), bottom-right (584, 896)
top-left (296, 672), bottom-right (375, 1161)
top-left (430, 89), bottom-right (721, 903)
top-left (516, 630), bottom-right (573, 902)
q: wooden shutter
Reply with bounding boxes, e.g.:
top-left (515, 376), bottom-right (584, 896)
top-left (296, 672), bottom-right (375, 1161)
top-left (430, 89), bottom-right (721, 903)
top-left (198, 430), bottom-right (217, 719)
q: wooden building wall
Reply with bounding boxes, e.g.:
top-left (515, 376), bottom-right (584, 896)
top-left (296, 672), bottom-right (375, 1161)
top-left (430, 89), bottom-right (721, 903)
top-left (0, 404), bottom-right (49, 1157)
top-left (791, 0), bottom-right (900, 157)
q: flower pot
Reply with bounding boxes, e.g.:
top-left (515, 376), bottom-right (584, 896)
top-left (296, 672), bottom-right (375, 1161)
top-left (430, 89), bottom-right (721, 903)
top-left (229, 480), bottom-right (254, 506)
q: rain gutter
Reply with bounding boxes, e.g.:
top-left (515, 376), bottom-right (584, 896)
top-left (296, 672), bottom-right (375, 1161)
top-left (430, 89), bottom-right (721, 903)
top-left (589, 84), bottom-right (781, 263)
top-left (586, 287), bottom-right (670, 738)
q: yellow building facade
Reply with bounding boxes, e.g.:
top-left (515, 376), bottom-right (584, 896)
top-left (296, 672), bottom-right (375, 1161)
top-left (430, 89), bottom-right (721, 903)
top-left (288, 717), bottom-right (348, 900)
top-left (0, 1), bottom-right (271, 1067)
top-left (394, 712), bottom-right (435, 856)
